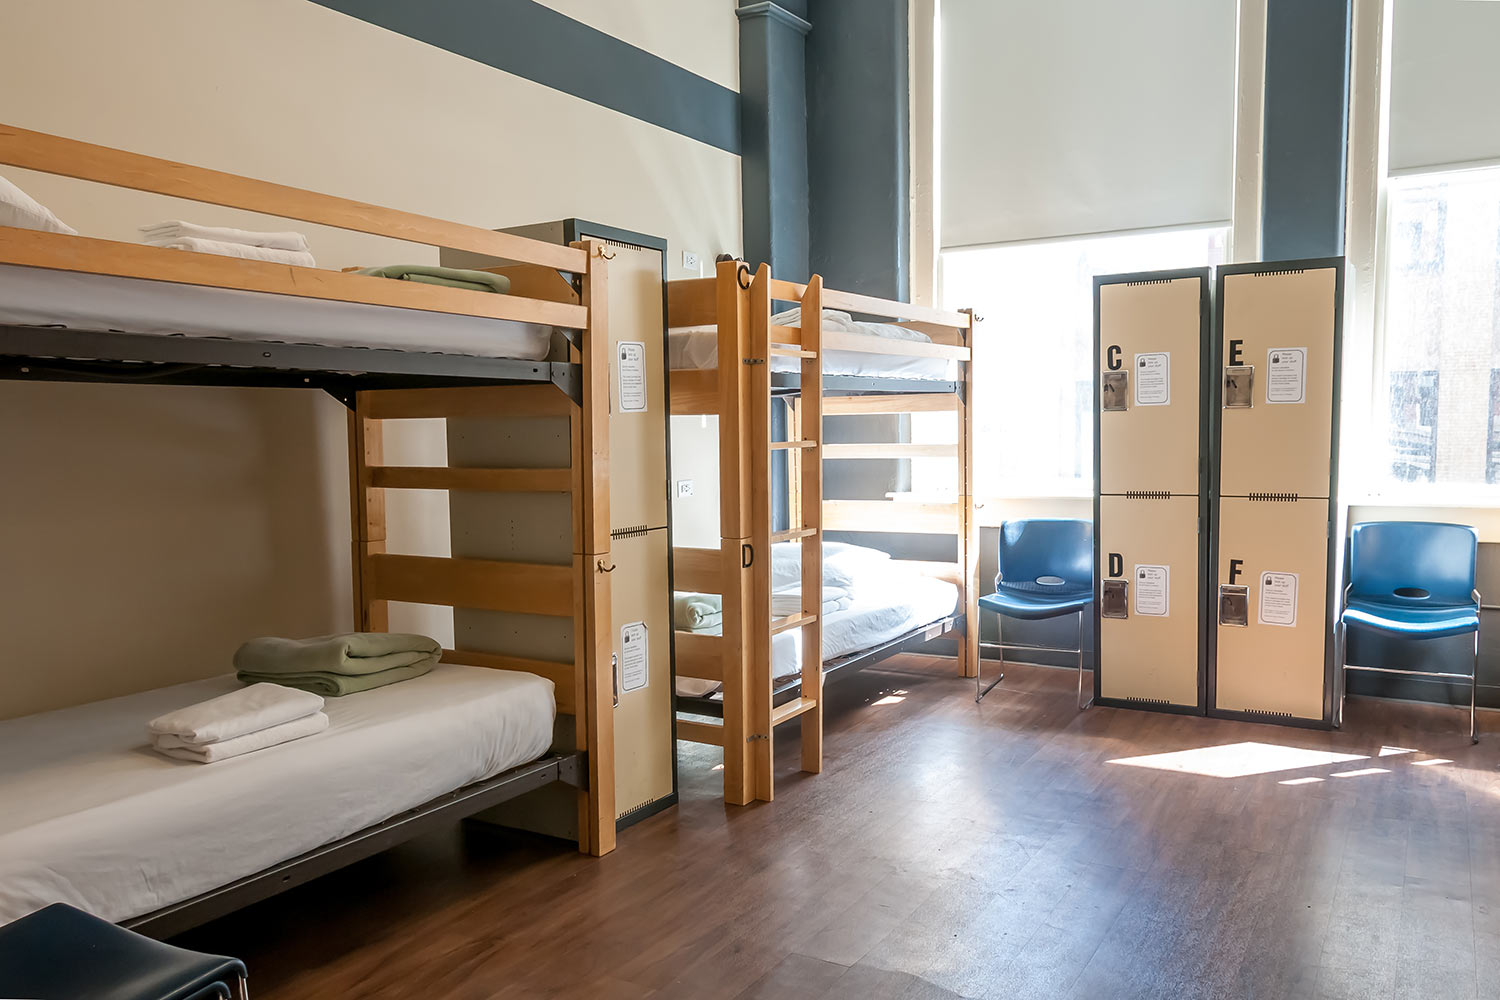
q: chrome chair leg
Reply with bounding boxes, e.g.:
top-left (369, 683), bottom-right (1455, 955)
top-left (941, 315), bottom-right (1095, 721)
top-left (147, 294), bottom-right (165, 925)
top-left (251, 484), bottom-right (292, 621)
top-left (1335, 619), bottom-right (1346, 729)
top-left (1077, 610), bottom-right (1092, 710)
top-left (977, 614), bottom-right (1004, 703)
top-left (1472, 630), bottom-right (1480, 744)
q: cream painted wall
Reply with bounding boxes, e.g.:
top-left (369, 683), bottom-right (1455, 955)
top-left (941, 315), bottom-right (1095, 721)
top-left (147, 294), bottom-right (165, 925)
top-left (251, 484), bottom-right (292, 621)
top-left (537, 0), bottom-right (740, 92)
top-left (0, 0), bottom-right (741, 718)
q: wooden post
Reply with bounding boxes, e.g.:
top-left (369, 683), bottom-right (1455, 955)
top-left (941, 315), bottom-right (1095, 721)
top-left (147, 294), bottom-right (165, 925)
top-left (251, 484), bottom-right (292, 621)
top-left (748, 263), bottom-right (775, 802)
top-left (571, 239), bottom-right (615, 856)
top-left (716, 261), bottom-right (755, 806)
top-left (959, 308), bottom-right (980, 677)
top-left (348, 399), bottom-right (388, 632)
top-left (799, 275), bottom-right (824, 774)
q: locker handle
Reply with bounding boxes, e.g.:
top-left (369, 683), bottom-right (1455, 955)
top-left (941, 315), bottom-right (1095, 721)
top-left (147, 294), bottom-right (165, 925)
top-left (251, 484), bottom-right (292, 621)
top-left (596, 560), bottom-right (616, 573)
top-left (611, 652), bottom-right (619, 708)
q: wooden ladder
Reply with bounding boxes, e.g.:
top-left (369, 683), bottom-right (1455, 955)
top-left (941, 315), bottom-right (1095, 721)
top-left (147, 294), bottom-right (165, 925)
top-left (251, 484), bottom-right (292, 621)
top-left (747, 267), bottom-right (824, 802)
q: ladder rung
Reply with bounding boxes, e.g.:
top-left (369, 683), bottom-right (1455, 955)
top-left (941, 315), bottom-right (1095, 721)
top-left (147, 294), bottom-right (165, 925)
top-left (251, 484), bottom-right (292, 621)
top-left (770, 346), bottom-right (817, 359)
top-left (770, 440), bottom-right (818, 451)
top-left (676, 718), bottom-right (724, 746)
top-left (771, 697), bottom-right (818, 726)
top-left (771, 611), bottom-right (818, 635)
top-left (770, 527), bottom-right (818, 543)
top-left (769, 324), bottom-right (803, 342)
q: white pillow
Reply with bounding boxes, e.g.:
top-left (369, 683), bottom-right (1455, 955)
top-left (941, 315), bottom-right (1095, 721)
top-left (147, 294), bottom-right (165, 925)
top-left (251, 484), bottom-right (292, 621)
top-left (771, 540), bottom-right (892, 593)
top-left (0, 174), bottom-right (77, 236)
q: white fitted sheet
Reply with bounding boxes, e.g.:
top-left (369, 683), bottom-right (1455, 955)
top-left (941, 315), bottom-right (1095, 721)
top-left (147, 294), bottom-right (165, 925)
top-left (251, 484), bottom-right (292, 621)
top-left (0, 663), bottom-right (556, 925)
top-left (669, 326), bottom-right (956, 381)
top-left (676, 571), bottom-right (959, 698)
top-left (0, 265), bottom-right (554, 360)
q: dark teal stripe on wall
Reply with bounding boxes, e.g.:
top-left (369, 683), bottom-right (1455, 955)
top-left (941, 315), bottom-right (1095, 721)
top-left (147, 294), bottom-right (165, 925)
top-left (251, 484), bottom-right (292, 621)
top-left (310, 0), bottom-right (740, 154)
top-left (1261, 0), bottom-right (1351, 259)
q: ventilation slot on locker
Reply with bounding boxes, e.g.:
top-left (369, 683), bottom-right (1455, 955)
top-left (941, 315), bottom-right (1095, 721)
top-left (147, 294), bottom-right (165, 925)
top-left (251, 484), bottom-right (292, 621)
top-left (1247, 492), bottom-right (1300, 503)
top-left (1124, 490), bottom-right (1173, 500)
top-left (1123, 696), bottom-right (1171, 707)
top-left (1240, 708), bottom-right (1295, 721)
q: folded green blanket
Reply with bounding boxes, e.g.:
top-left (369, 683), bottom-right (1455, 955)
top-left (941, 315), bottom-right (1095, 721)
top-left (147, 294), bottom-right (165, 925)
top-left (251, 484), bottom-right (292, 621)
top-left (674, 593), bottom-right (723, 630)
top-left (235, 633), bottom-right (440, 675)
top-left (235, 662), bottom-right (433, 697)
top-left (356, 264), bottom-right (511, 294)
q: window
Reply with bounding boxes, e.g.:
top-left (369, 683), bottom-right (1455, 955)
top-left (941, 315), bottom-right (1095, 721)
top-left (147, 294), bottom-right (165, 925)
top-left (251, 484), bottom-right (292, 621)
top-left (935, 227), bottom-right (1228, 498)
top-left (1375, 166), bottom-right (1500, 492)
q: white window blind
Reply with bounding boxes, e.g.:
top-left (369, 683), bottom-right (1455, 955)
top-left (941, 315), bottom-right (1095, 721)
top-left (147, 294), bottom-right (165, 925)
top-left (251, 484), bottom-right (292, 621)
top-left (939, 1), bottom-right (1237, 249)
top-left (1389, 0), bottom-right (1500, 174)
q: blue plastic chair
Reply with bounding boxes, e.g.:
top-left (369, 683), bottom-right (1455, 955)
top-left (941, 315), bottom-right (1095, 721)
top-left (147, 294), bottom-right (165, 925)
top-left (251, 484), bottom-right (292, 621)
top-left (1337, 521), bottom-right (1482, 742)
top-left (0, 903), bottom-right (248, 1000)
top-left (976, 518), bottom-right (1094, 707)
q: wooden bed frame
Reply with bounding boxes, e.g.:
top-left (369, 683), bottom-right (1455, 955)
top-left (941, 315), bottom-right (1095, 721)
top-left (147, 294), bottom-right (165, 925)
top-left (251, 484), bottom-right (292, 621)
top-left (0, 123), bottom-right (618, 928)
top-left (668, 261), bottom-right (979, 804)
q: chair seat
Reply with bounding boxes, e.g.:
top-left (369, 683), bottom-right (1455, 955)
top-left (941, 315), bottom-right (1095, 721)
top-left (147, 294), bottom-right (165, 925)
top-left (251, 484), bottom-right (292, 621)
top-left (0, 903), bottom-right (245, 1000)
top-left (979, 587), bottom-right (1092, 621)
top-left (1342, 598), bottom-right (1479, 638)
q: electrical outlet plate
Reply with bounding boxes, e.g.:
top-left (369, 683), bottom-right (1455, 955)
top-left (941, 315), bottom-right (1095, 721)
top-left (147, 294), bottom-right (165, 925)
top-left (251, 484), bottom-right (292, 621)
top-left (676, 479), bottom-right (694, 498)
top-left (681, 250), bottom-right (700, 274)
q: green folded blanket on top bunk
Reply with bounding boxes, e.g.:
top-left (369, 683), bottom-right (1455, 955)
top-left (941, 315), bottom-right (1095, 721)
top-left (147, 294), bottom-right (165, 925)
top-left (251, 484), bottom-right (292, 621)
top-left (674, 593), bottom-right (722, 631)
top-left (233, 633), bottom-right (441, 696)
top-left (355, 264), bottom-right (511, 294)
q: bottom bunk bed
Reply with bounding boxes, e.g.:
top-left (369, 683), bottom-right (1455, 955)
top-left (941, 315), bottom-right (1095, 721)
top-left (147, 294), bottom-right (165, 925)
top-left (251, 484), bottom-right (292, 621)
top-left (0, 663), bottom-right (573, 935)
top-left (676, 555), bottom-right (964, 714)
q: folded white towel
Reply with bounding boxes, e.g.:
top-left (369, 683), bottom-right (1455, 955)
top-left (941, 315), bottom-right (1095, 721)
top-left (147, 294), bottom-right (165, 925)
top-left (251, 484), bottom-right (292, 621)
top-left (0, 173), bottom-right (76, 236)
top-left (148, 682), bottom-right (325, 746)
top-left (140, 220), bottom-right (310, 252)
top-left (771, 586), bottom-right (853, 618)
top-left (153, 712), bottom-right (330, 764)
top-left (145, 236), bottom-right (317, 268)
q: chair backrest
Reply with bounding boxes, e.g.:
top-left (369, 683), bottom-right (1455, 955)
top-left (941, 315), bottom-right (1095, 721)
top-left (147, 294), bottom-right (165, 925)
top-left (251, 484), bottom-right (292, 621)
top-left (1348, 521), bottom-right (1478, 604)
top-left (998, 518), bottom-right (1093, 591)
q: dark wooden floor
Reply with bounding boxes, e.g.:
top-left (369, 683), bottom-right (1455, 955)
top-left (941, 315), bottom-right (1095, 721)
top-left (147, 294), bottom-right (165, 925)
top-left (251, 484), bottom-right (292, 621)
top-left (175, 656), bottom-right (1500, 999)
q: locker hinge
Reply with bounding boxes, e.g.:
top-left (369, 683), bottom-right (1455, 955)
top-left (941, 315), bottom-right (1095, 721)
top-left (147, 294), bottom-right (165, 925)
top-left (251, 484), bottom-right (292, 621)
top-left (611, 524), bottom-right (650, 539)
top-left (1248, 492), bottom-right (1300, 502)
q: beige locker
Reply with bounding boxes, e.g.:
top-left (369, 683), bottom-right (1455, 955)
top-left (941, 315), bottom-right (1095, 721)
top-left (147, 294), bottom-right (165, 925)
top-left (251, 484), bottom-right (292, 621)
top-left (1097, 275), bottom-right (1206, 496)
top-left (608, 530), bottom-right (674, 819)
top-left (1213, 497), bottom-right (1331, 721)
top-left (1218, 267), bottom-right (1339, 499)
top-left (1097, 495), bottom-right (1201, 707)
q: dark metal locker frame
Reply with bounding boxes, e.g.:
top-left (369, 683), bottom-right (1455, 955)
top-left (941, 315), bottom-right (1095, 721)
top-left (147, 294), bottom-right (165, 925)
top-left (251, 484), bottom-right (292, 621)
top-left (1091, 267), bottom-right (1214, 716)
top-left (1207, 257), bottom-right (1345, 730)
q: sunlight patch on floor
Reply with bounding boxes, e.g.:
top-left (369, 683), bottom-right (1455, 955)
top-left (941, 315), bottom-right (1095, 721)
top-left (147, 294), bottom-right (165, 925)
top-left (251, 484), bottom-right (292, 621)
top-left (1107, 741), bottom-right (1367, 778)
top-left (1379, 746), bottom-right (1419, 757)
top-left (1413, 758), bottom-right (1453, 767)
top-left (1279, 776), bottom-right (1325, 785)
top-left (1330, 767), bottom-right (1390, 778)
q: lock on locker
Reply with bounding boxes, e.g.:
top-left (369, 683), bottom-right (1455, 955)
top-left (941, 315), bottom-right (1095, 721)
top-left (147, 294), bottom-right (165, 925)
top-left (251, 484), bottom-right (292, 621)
top-left (1095, 495), bottom-right (1202, 709)
top-left (1212, 496), bottom-right (1334, 722)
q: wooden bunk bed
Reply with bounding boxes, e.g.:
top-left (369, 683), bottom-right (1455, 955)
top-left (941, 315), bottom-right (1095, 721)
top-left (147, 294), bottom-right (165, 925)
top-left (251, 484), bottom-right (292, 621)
top-left (0, 123), bottom-right (617, 932)
top-left (667, 260), bottom-right (979, 805)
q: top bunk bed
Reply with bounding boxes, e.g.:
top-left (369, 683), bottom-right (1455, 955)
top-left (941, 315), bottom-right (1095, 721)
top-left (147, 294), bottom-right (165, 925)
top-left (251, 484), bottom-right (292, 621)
top-left (666, 259), bottom-right (974, 405)
top-left (0, 123), bottom-right (599, 404)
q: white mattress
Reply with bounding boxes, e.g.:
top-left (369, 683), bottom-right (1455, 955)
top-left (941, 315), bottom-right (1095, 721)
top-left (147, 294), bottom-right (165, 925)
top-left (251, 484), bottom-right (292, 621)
top-left (669, 326), bottom-right (956, 381)
top-left (0, 663), bottom-right (556, 925)
top-left (0, 265), bottom-right (554, 359)
top-left (676, 572), bottom-right (959, 698)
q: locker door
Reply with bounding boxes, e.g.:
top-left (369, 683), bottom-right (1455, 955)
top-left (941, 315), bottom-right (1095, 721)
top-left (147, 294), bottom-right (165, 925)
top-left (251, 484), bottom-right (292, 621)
top-left (1097, 276), bottom-right (1205, 496)
top-left (1213, 497), bottom-right (1331, 721)
top-left (1218, 267), bottom-right (1339, 499)
top-left (1097, 495), bottom-right (1201, 707)
top-left (610, 529), bottom-right (674, 819)
top-left (607, 243), bottom-right (670, 532)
